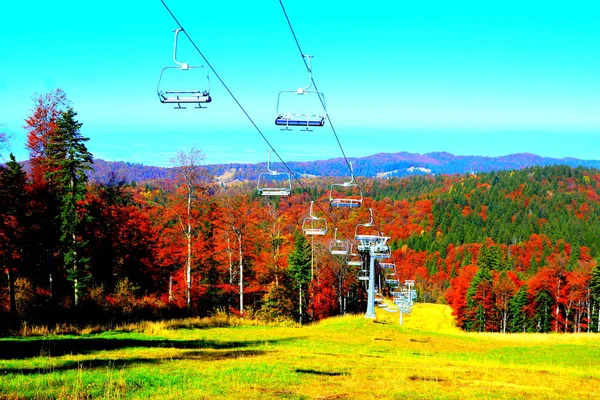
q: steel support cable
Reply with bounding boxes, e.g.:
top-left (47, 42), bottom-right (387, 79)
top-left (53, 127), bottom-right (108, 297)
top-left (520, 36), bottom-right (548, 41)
top-left (277, 0), bottom-right (386, 237)
top-left (277, 0), bottom-right (354, 179)
top-left (159, 0), bottom-right (355, 244)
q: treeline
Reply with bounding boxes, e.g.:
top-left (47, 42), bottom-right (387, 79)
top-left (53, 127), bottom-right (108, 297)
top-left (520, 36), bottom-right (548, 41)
top-left (2, 90), bottom-right (600, 333)
top-left (88, 151), bottom-right (600, 184)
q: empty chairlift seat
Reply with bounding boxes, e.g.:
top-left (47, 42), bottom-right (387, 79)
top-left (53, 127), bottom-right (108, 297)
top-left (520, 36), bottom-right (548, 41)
top-left (157, 29), bottom-right (211, 109)
top-left (256, 150), bottom-right (292, 196)
top-left (329, 228), bottom-right (349, 255)
top-left (329, 162), bottom-right (363, 208)
top-left (275, 55), bottom-right (327, 131)
top-left (302, 201), bottom-right (327, 236)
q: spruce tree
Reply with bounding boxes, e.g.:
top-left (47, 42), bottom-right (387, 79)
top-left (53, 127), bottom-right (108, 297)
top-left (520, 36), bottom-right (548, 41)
top-left (288, 232), bottom-right (312, 324)
top-left (464, 266), bottom-right (493, 332)
top-left (534, 290), bottom-right (553, 333)
top-left (508, 284), bottom-right (532, 333)
top-left (44, 107), bottom-right (93, 306)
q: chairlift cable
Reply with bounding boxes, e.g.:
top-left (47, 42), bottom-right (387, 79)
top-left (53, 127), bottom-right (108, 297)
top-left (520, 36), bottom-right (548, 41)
top-left (277, 0), bottom-right (354, 179)
top-left (277, 0), bottom-right (387, 235)
top-left (159, 0), bottom-right (356, 244)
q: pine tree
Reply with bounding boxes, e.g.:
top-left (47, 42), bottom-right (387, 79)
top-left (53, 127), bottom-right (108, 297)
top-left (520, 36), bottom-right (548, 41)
top-left (45, 107), bottom-right (93, 306)
top-left (464, 266), bottom-right (493, 332)
top-left (508, 284), bottom-right (532, 332)
top-left (534, 290), bottom-right (553, 333)
top-left (288, 232), bottom-right (312, 324)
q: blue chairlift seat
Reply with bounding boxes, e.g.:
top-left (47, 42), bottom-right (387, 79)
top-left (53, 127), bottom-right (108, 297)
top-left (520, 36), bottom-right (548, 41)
top-left (275, 55), bottom-right (326, 131)
top-left (275, 113), bottom-right (325, 127)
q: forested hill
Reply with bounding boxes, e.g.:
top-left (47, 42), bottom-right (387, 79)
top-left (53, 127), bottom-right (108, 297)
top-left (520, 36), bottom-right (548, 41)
top-left (89, 152), bottom-right (600, 183)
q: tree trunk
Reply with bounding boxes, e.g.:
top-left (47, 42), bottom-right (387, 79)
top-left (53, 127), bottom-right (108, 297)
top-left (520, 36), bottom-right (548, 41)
top-left (73, 231), bottom-right (79, 307)
top-left (238, 233), bottom-right (243, 314)
top-left (186, 187), bottom-right (192, 308)
top-left (7, 266), bottom-right (16, 320)
top-left (299, 283), bottom-right (303, 325)
top-left (186, 229), bottom-right (191, 308)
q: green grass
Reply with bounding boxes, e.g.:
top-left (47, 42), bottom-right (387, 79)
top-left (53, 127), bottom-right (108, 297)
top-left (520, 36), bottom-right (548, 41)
top-left (2, 304), bottom-right (600, 399)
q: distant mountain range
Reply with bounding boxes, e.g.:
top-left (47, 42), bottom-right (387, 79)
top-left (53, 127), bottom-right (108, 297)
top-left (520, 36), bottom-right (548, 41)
top-left (90, 152), bottom-right (600, 183)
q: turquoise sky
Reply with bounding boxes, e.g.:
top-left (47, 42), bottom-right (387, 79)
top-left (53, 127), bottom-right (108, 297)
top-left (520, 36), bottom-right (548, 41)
top-left (1, 0), bottom-right (599, 166)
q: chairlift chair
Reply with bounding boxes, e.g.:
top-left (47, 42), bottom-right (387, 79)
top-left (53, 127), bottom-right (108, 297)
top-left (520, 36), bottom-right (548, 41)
top-left (329, 228), bottom-right (349, 255)
top-left (385, 273), bottom-right (399, 286)
top-left (275, 55), bottom-right (326, 131)
top-left (355, 208), bottom-right (381, 248)
top-left (372, 236), bottom-right (391, 259)
top-left (358, 269), bottom-right (369, 281)
top-left (379, 261), bottom-right (395, 269)
top-left (302, 201), bottom-right (327, 236)
top-left (346, 244), bottom-right (363, 267)
top-left (329, 162), bottom-right (363, 208)
top-left (157, 29), bottom-right (211, 109)
top-left (257, 150), bottom-right (292, 196)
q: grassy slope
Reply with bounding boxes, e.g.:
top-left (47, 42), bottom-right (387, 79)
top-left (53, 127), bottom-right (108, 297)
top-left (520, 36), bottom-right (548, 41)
top-left (1, 304), bottom-right (599, 399)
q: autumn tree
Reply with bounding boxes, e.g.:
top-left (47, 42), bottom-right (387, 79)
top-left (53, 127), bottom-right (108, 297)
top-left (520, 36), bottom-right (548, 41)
top-left (0, 154), bottom-right (28, 323)
top-left (590, 265), bottom-right (600, 332)
top-left (0, 127), bottom-right (9, 160)
top-left (169, 148), bottom-right (210, 308)
top-left (218, 193), bottom-right (257, 314)
top-left (24, 89), bottom-right (69, 186)
top-left (493, 271), bottom-right (518, 333)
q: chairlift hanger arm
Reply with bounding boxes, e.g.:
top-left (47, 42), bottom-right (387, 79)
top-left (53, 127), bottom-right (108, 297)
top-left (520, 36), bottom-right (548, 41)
top-left (172, 28), bottom-right (188, 68)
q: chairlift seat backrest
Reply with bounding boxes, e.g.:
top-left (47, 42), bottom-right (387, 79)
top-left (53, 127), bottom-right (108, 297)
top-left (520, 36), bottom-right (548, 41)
top-left (257, 150), bottom-right (292, 196)
top-left (157, 29), bottom-right (211, 108)
top-left (329, 163), bottom-right (363, 208)
top-left (329, 228), bottom-right (349, 255)
top-left (302, 201), bottom-right (327, 236)
top-left (275, 55), bottom-right (327, 130)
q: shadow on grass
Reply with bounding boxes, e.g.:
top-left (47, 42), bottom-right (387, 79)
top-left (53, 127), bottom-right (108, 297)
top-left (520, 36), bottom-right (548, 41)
top-left (0, 337), bottom-right (298, 360)
top-left (0, 349), bottom-right (268, 375)
top-left (295, 368), bottom-right (349, 377)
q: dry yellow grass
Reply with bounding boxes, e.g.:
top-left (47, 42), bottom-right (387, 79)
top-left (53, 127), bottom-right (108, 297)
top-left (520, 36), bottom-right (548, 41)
top-left (2, 304), bottom-right (599, 399)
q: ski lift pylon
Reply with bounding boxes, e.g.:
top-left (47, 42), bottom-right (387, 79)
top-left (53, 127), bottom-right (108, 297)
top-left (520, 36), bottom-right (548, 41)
top-left (329, 162), bottom-right (363, 208)
top-left (257, 150), bottom-right (292, 196)
top-left (275, 55), bottom-right (326, 131)
top-left (157, 29), bottom-right (211, 109)
top-left (302, 201), bottom-right (327, 236)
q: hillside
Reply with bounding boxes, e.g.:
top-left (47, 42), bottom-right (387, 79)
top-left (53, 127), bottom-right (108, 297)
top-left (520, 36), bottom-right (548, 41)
top-left (2, 308), bottom-right (599, 399)
top-left (89, 152), bottom-right (600, 183)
